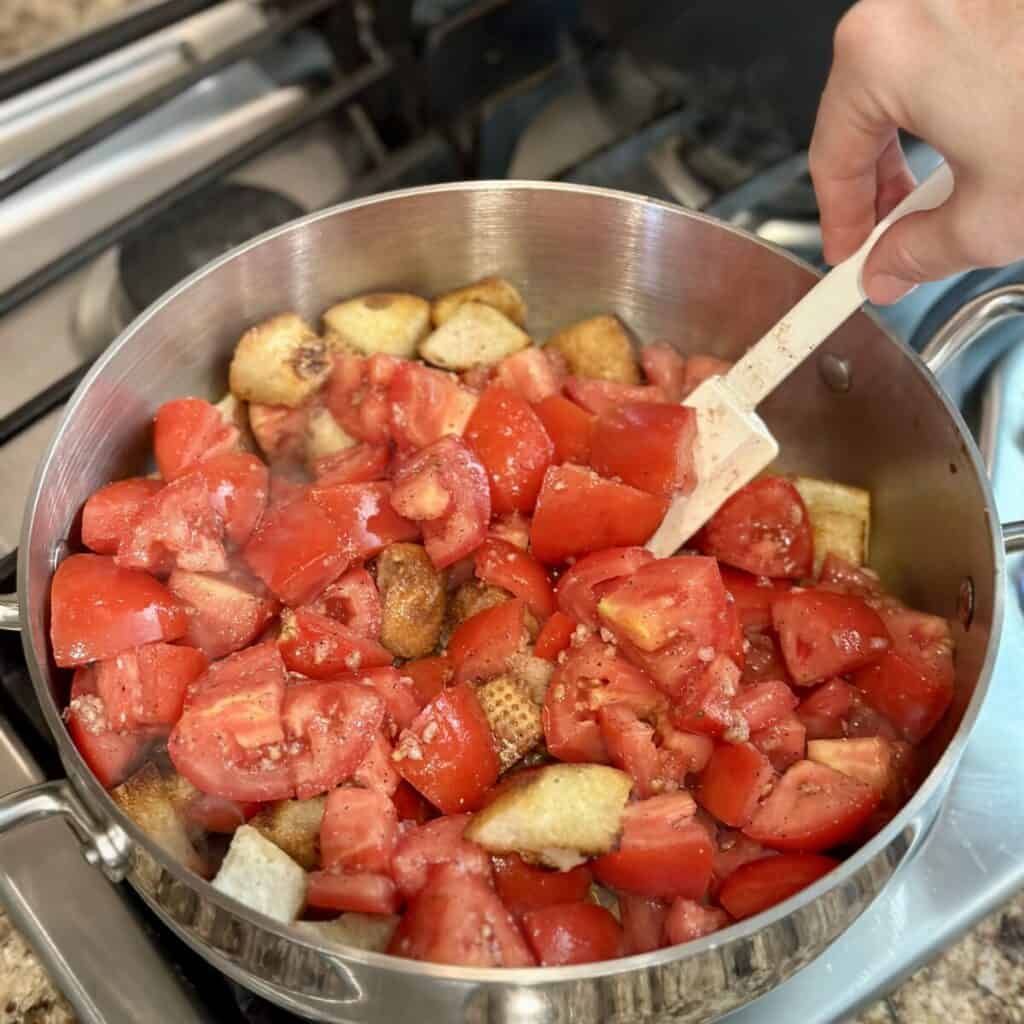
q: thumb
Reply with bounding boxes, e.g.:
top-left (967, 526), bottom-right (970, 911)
top-left (861, 200), bottom-right (971, 305)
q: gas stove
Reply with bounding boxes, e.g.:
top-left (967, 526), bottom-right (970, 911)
top-left (0, 4), bottom-right (1022, 1022)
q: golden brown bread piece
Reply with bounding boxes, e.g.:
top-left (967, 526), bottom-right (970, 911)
top-left (248, 797), bottom-right (326, 870)
top-left (431, 276), bottom-right (527, 328)
top-left (376, 543), bottom-right (447, 659)
top-left (322, 292), bottom-right (431, 358)
top-left (419, 302), bottom-right (530, 371)
top-left (229, 313), bottom-right (330, 407)
top-left (791, 475), bottom-right (871, 574)
top-left (545, 314), bottom-right (640, 384)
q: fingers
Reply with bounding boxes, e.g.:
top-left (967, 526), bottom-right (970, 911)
top-left (874, 135), bottom-right (917, 221)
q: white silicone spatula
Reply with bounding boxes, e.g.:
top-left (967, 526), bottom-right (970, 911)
top-left (646, 161), bottom-right (956, 559)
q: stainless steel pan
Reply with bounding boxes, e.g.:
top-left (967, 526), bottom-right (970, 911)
top-left (0, 181), bottom-right (1021, 1023)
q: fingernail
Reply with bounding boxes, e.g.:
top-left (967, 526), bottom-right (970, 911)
top-left (865, 273), bottom-right (917, 306)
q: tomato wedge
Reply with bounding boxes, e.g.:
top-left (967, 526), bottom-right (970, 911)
top-left (522, 902), bottom-right (623, 966)
top-left (750, 715), bottom-right (807, 773)
top-left (310, 481), bottom-right (420, 563)
top-left (680, 355), bottom-right (732, 398)
top-left (51, 555), bottom-right (189, 667)
top-left (81, 478), bottom-right (163, 555)
top-left (731, 680), bottom-right (798, 734)
top-left (313, 442), bottom-right (390, 486)
top-left (494, 347), bottom-right (565, 404)
top-left (883, 605), bottom-right (955, 693)
top-left (400, 655), bottom-right (453, 705)
top-left (599, 703), bottom-right (662, 797)
top-left (391, 813), bottom-right (491, 899)
top-left (696, 742), bottom-right (775, 828)
top-left (639, 343), bottom-right (687, 403)
top-left (664, 900), bottom-right (731, 945)
top-left (494, 854), bottom-right (593, 918)
top-left (186, 452), bottom-right (269, 548)
top-left (534, 611), bottom-right (576, 662)
top-left (388, 361), bottom-right (478, 451)
top-left (564, 378), bottom-right (667, 416)
top-left (720, 568), bottom-right (789, 631)
top-left (248, 403), bottom-right (309, 465)
top-left (352, 730), bottom-right (401, 796)
top-left (277, 607), bottom-right (392, 678)
top-left (306, 871), bottom-right (400, 914)
top-left (852, 652), bottom-right (952, 744)
top-left (743, 759), bottom-right (880, 852)
top-left (698, 477), bottom-right (813, 579)
top-left (718, 852), bottom-right (837, 920)
top-left (555, 547), bottom-right (654, 629)
top-left (619, 895), bottom-right (669, 954)
top-left (533, 394), bottom-right (595, 465)
top-left (448, 599), bottom-right (529, 685)
top-left (326, 353), bottom-right (398, 445)
top-left (307, 567), bottom-right (382, 638)
top-left (320, 787), bottom-right (398, 873)
top-left (475, 538), bottom-right (555, 620)
top-left (153, 397), bottom-right (239, 480)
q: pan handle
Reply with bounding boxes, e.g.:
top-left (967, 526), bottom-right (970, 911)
top-left (919, 283), bottom-right (1024, 553)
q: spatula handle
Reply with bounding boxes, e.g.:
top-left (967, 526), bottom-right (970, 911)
top-left (724, 161), bottom-right (956, 411)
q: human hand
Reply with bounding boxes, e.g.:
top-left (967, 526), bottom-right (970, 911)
top-left (808, 0), bottom-right (1024, 304)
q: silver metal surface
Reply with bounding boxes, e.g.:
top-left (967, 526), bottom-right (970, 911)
top-left (0, 714), bottom-right (212, 1024)
top-left (0, 592), bottom-right (18, 630)
top-left (5, 181), bottom-right (1005, 1022)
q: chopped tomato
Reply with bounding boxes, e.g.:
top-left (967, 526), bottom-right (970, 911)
top-left (153, 397), bottom-right (239, 480)
top-left (306, 870), bottom-right (400, 914)
top-left (599, 703), bottom-right (662, 798)
top-left (773, 590), bottom-right (890, 684)
top-left (494, 348), bottom-right (564, 403)
top-left (183, 793), bottom-right (257, 833)
top-left (389, 865), bottom-right (535, 967)
top-left (278, 608), bottom-right (392, 679)
top-left (796, 679), bottom-right (858, 740)
top-left (669, 655), bottom-right (744, 738)
top-left (531, 465), bottom-right (667, 565)
top-left (51, 555), bottom-right (188, 667)
top-left (698, 477), bottom-right (813, 579)
top-left (320, 786), bottom-right (398, 873)
top-left (619, 895), bottom-right (668, 954)
top-left (81, 478), bottom-right (163, 555)
top-left (710, 830), bottom-right (773, 898)
top-left (741, 630), bottom-right (790, 685)
top-left (395, 685), bottom-right (499, 814)
top-left (391, 814), bottom-right (492, 899)
top-left (307, 567), bottom-right (382, 638)
top-left (720, 568), bottom-right (789, 631)
top-left (389, 437), bottom-right (489, 569)
top-left (187, 452), bottom-right (269, 548)
top-left (564, 378), bottom-right (667, 416)
top-left (243, 493), bottom-right (349, 606)
top-left (268, 471), bottom-right (306, 510)
top-left (656, 718), bottom-right (715, 776)
top-left (718, 852), bottom-right (837, 920)
top-left (116, 474), bottom-right (227, 575)
top-left (464, 386), bottom-right (554, 514)
top-left (696, 743), bottom-right (775, 828)
top-left (400, 655), bottom-right (453, 705)
top-left (883, 605), bottom-right (955, 694)
top-left (326, 353), bottom-right (399, 444)
top-left (448, 599), bottom-right (529, 684)
top-left (818, 553), bottom-right (884, 597)
top-left (489, 512), bottom-right (531, 551)
top-left (534, 611), bottom-right (575, 662)
top-left (475, 538), bottom-right (555, 620)
top-left (852, 652), bottom-right (952, 744)
top-left (592, 793), bottom-right (713, 901)
top-left (555, 547), bottom-right (654, 628)
top-left (94, 642), bottom-right (207, 731)
top-left (166, 570), bottom-right (278, 660)
top-left (388, 361), bottom-right (477, 450)
top-left (493, 854), bottom-right (593, 918)
top-left (680, 355), bottom-right (732, 399)
top-left (248, 403), bottom-right (309, 464)
top-left (589, 402), bottom-right (697, 498)
top-left (355, 668), bottom-right (423, 732)
top-left (533, 394), bottom-right (595, 465)
top-left (522, 902), bottom-right (623, 966)
top-left (732, 680), bottom-right (798, 734)
top-left (66, 666), bottom-right (155, 788)
top-left (665, 900), bottom-right (730, 945)
top-left (640, 343), bottom-right (687, 403)
top-left (310, 481), bottom-right (419, 563)
top-left (806, 737), bottom-right (902, 794)
top-left (750, 715), bottom-right (807, 773)
top-left (312, 443), bottom-right (390, 486)
top-left (743, 759), bottom-right (880, 852)
top-left (392, 780), bottom-right (434, 824)
top-left (352, 730), bottom-right (401, 796)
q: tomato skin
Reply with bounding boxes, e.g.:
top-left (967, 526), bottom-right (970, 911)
top-left (493, 854), bottom-right (593, 919)
top-left (599, 703), bottom-right (662, 798)
top-left (391, 814), bottom-right (491, 899)
top-left (326, 353), bottom-right (397, 445)
top-left (395, 685), bottom-right (500, 814)
top-left (796, 678), bottom-right (858, 740)
top-left (750, 715), bottom-right (807, 773)
top-left (773, 590), bottom-right (890, 685)
top-left (465, 386), bottom-right (555, 515)
top-left (313, 443), bottom-right (390, 486)
top-left (530, 465), bottom-right (667, 566)
top-left (355, 667), bottom-right (423, 732)
top-left (640, 343), bottom-right (687, 403)
top-left (696, 743), bottom-right (775, 828)
top-left (589, 402), bottom-right (697, 498)
top-left (400, 655), bottom-right (453, 705)
top-left (665, 900), bottom-right (731, 945)
top-left (154, 397), bottom-right (239, 480)
top-left (389, 437), bottom-right (490, 569)
top-left (320, 786), bottom-right (398, 873)
top-left (183, 793), bottom-right (257, 833)
top-left (743, 759), bottom-right (881, 852)
top-left (249, 403), bottom-right (309, 465)
top-left (680, 355), bottom-right (732, 398)
top-left (389, 864), bottom-right (536, 967)
top-left (51, 555), bottom-right (189, 667)
top-left (243, 493), bottom-right (349, 607)
top-left (494, 348), bottom-right (565, 404)
top-left (669, 655), bottom-right (744, 738)
top-left (592, 794), bottom-right (714, 901)
top-left (852, 652), bottom-right (952, 744)
top-left (522, 902), bottom-right (623, 966)
top-left (732, 680), bottom-right (798, 734)
top-left (720, 568), bottom-right (789, 631)
top-left (307, 567), bottom-right (382, 639)
top-left (818, 553), bottom-right (884, 597)
top-left (475, 538), bottom-right (555, 620)
top-left (392, 780), bottom-right (435, 824)
top-left (741, 630), bottom-right (790, 685)
top-left (882, 605), bottom-right (955, 694)
top-left (564, 378), bottom-right (667, 416)
top-left (534, 611), bottom-right (576, 662)
top-left (306, 871), bottom-right (400, 914)
top-left (555, 547), bottom-right (654, 629)
top-left (698, 477), bottom-right (813, 579)
top-left (718, 852), bottom-right (837, 920)
top-left (310, 481), bottom-right (419, 564)
top-left (277, 608), bottom-right (392, 679)
top-left (82, 478), bottom-right (164, 555)
top-left (352, 730), bottom-right (401, 796)
top-left (388, 361), bottom-right (478, 451)
top-left (619, 895), bottom-right (668, 954)
top-left (710, 830), bottom-right (772, 899)
top-left (166, 570), bottom-right (279, 661)
top-left (448, 599), bottom-right (528, 685)
top-left (533, 395), bottom-right (595, 465)
top-left (187, 452), bottom-right (269, 548)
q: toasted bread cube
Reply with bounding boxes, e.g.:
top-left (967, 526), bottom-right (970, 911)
top-left (508, 651), bottom-right (554, 705)
top-left (230, 313), bottom-right (330, 407)
top-left (477, 675), bottom-right (543, 771)
top-left (248, 797), bottom-right (326, 870)
top-left (294, 913), bottom-right (399, 952)
top-left (322, 292), bottom-right (431, 358)
top-left (212, 825), bottom-right (307, 923)
top-left (464, 763), bottom-right (632, 868)
top-left (304, 406), bottom-right (356, 467)
top-left (419, 302), bottom-right (530, 371)
top-left (376, 543), bottom-right (446, 659)
top-left (111, 764), bottom-right (206, 876)
top-left (546, 315), bottom-right (640, 384)
top-left (791, 476), bottom-right (871, 573)
top-left (431, 276), bottom-right (527, 328)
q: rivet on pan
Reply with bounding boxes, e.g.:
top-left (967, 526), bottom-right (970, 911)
top-left (957, 576), bottom-right (975, 630)
top-left (819, 354), bottom-right (852, 393)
